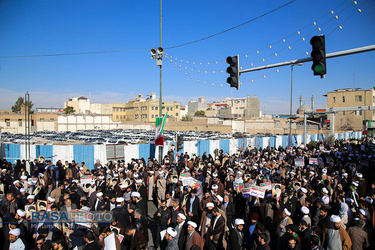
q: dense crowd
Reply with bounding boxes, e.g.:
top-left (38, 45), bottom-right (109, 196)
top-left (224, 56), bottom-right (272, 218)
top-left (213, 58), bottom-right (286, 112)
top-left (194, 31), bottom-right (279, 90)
top-left (0, 137), bottom-right (374, 250)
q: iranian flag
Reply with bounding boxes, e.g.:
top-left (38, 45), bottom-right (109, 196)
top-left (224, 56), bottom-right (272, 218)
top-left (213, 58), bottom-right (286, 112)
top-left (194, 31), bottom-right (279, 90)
top-left (155, 112), bottom-right (168, 146)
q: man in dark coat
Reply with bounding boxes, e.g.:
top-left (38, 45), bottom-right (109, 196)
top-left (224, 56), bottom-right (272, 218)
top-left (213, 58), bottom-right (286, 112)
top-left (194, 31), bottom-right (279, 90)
top-left (184, 189), bottom-right (199, 223)
top-left (223, 194), bottom-right (235, 227)
top-left (124, 226), bottom-right (146, 250)
top-left (348, 219), bottom-right (369, 250)
top-left (112, 198), bottom-right (131, 229)
top-left (134, 208), bottom-right (149, 244)
top-left (83, 230), bottom-right (101, 250)
top-left (70, 223), bottom-right (86, 249)
top-left (92, 192), bottom-right (106, 211)
top-left (174, 213), bottom-right (187, 250)
top-left (298, 220), bottom-right (311, 249)
top-left (228, 218), bottom-right (245, 249)
top-left (207, 207), bottom-right (225, 249)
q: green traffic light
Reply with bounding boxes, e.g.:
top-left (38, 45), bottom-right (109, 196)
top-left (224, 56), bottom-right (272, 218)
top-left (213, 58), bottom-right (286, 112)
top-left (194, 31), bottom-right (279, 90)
top-left (314, 64), bottom-right (324, 74)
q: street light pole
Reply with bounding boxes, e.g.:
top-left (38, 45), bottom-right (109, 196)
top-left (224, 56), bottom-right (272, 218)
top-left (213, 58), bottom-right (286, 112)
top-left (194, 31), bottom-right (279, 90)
top-left (159, 0), bottom-right (162, 119)
top-left (289, 65), bottom-right (294, 147)
top-left (158, 0), bottom-right (163, 164)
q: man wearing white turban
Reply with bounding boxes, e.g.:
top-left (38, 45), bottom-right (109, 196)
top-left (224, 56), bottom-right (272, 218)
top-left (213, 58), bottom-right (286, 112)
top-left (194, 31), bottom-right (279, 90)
top-left (323, 215), bottom-right (352, 250)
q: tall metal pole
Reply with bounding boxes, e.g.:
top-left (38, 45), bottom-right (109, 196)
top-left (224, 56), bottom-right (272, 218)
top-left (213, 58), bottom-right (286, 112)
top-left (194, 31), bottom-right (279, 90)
top-left (303, 112), bottom-right (307, 145)
top-left (25, 92), bottom-right (27, 161)
top-left (289, 65), bottom-right (293, 147)
top-left (240, 44), bottom-right (375, 74)
top-left (158, 0), bottom-right (163, 164)
top-left (27, 92), bottom-right (30, 162)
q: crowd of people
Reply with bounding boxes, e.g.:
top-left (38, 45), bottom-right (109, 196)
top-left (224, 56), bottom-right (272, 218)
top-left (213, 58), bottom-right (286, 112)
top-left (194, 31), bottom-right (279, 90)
top-left (0, 137), bottom-right (374, 250)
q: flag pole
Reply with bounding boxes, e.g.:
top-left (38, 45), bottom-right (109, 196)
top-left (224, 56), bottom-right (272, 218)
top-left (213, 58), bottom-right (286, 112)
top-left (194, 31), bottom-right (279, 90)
top-left (158, 0), bottom-right (163, 165)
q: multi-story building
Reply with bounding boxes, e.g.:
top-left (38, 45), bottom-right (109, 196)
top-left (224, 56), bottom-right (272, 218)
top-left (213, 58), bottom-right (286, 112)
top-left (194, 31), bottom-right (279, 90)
top-left (179, 106), bottom-right (188, 119)
top-left (63, 96), bottom-right (104, 115)
top-left (325, 87), bottom-right (375, 131)
top-left (188, 98), bottom-right (208, 116)
top-left (112, 103), bottom-right (127, 122)
top-left (218, 96), bottom-right (260, 119)
top-left (187, 96), bottom-right (260, 119)
top-left (63, 96), bottom-right (91, 114)
top-left (0, 112), bottom-right (59, 133)
top-left (124, 93), bottom-right (181, 123)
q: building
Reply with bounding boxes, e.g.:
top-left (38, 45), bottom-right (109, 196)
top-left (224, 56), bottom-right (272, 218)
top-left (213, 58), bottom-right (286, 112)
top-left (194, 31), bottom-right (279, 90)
top-left (112, 103), bottom-right (127, 122)
top-left (63, 96), bottom-right (104, 115)
top-left (218, 96), bottom-right (260, 119)
top-left (188, 96), bottom-right (260, 119)
top-left (0, 112), bottom-right (120, 133)
top-left (296, 95), bottom-right (313, 115)
top-left (179, 105), bottom-right (188, 119)
top-left (64, 96), bottom-right (90, 114)
top-left (205, 103), bottom-right (221, 117)
top-left (0, 113), bottom-right (58, 133)
top-left (124, 93), bottom-right (181, 123)
top-left (36, 108), bottom-right (63, 113)
top-left (188, 98), bottom-right (208, 116)
top-left (325, 87), bottom-right (375, 131)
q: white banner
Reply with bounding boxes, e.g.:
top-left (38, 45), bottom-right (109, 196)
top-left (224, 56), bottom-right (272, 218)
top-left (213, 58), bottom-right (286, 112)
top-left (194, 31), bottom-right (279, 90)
top-left (249, 186), bottom-right (266, 199)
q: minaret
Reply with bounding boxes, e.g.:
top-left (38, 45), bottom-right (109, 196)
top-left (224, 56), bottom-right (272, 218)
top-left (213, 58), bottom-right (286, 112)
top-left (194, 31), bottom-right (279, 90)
top-left (311, 94), bottom-right (315, 111)
top-left (299, 95), bottom-right (303, 107)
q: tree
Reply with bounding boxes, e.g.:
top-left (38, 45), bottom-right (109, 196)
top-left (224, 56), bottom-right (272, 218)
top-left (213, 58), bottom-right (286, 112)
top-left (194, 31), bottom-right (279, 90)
top-left (63, 106), bottom-right (75, 114)
top-left (181, 114), bottom-right (193, 121)
top-left (11, 97), bottom-right (34, 114)
top-left (194, 110), bottom-right (206, 117)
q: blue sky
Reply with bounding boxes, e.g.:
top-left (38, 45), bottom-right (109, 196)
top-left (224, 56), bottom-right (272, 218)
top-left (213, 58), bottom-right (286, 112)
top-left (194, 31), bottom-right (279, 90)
top-left (0, 0), bottom-right (374, 115)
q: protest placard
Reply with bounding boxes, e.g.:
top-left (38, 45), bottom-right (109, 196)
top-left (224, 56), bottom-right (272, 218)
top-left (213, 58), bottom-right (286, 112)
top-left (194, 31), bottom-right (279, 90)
top-left (234, 182), bottom-right (244, 192)
top-left (294, 159), bottom-right (305, 167)
top-left (249, 186), bottom-right (266, 199)
top-left (260, 182), bottom-right (272, 191)
top-left (194, 180), bottom-right (202, 189)
top-left (28, 178), bottom-right (38, 183)
top-left (293, 182), bottom-right (301, 191)
top-left (171, 175), bottom-right (178, 184)
top-left (309, 158), bottom-right (318, 165)
top-left (118, 234), bottom-right (124, 243)
top-left (110, 226), bottom-right (121, 236)
top-left (182, 177), bottom-right (195, 187)
top-left (241, 187), bottom-right (251, 195)
top-left (104, 233), bottom-right (116, 249)
top-left (80, 175), bottom-right (93, 185)
top-left (272, 184), bottom-right (282, 198)
top-left (179, 173), bottom-right (191, 181)
top-left (37, 200), bottom-right (47, 211)
top-left (74, 209), bottom-right (92, 228)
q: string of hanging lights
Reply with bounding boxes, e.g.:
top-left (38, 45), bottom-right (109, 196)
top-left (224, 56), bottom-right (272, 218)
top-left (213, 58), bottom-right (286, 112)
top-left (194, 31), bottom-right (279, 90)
top-left (165, 0), bottom-right (366, 88)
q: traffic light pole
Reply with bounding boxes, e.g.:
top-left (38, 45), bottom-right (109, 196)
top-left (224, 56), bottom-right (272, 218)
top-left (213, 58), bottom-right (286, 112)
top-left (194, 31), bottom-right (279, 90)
top-left (289, 65), bottom-right (294, 147)
top-left (240, 44), bottom-right (375, 74)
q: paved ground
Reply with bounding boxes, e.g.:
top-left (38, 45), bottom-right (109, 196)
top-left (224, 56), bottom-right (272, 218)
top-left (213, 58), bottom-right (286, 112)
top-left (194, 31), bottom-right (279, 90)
top-left (147, 200), bottom-right (158, 249)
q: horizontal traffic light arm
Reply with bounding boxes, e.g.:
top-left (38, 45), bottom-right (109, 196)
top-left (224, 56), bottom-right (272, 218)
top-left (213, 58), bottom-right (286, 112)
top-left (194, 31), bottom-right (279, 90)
top-left (240, 44), bottom-right (375, 74)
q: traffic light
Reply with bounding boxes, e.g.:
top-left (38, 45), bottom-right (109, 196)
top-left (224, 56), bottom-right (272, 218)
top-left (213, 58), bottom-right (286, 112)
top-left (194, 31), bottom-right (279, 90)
top-left (310, 35), bottom-right (326, 78)
top-left (177, 135), bottom-right (183, 152)
top-left (226, 55), bottom-right (240, 90)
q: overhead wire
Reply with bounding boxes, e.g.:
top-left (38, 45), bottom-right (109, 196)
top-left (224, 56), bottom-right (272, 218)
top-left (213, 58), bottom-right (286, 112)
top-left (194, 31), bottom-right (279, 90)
top-left (0, 0), bottom-right (297, 59)
top-left (164, 0), bottom-right (297, 50)
top-left (172, 0), bottom-right (367, 88)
